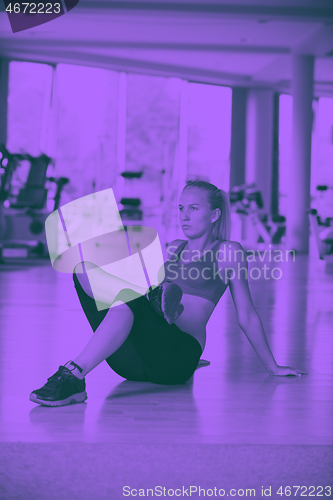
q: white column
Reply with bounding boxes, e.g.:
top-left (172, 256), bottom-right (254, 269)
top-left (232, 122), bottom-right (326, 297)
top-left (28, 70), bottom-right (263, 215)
top-left (245, 89), bottom-right (274, 211)
top-left (244, 89), bottom-right (274, 245)
top-left (286, 54), bottom-right (314, 254)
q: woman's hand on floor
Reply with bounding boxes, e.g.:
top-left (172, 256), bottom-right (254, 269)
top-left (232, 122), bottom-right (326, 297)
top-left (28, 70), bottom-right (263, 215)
top-left (268, 365), bottom-right (308, 377)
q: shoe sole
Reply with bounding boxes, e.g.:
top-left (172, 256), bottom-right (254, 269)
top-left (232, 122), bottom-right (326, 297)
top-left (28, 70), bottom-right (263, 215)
top-left (161, 283), bottom-right (183, 324)
top-left (195, 359), bottom-right (211, 370)
top-left (29, 391), bottom-right (88, 407)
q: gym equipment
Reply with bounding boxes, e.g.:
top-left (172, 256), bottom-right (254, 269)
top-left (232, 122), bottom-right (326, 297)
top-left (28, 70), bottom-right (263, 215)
top-left (49, 176), bottom-right (69, 211)
top-left (0, 144), bottom-right (69, 262)
top-left (307, 185), bottom-right (333, 262)
top-left (229, 183), bottom-right (286, 245)
top-left (307, 208), bottom-right (333, 260)
top-left (118, 171), bottom-right (143, 221)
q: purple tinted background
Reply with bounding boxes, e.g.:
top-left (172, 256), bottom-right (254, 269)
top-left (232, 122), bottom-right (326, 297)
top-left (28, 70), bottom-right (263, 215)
top-left (4, 60), bottom-right (333, 332)
top-left (5, 61), bottom-right (333, 247)
top-left (1, 9), bottom-right (333, 493)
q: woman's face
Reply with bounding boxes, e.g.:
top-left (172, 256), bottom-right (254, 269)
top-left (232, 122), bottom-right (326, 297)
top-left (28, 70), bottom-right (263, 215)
top-left (178, 187), bottom-right (220, 238)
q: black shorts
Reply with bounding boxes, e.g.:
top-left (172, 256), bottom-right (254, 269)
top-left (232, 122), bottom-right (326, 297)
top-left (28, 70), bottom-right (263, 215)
top-left (73, 272), bottom-right (203, 385)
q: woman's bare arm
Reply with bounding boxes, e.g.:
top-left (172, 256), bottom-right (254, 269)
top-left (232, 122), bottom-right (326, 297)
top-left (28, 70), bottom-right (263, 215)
top-left (225, 241), bottom-right (307, 377)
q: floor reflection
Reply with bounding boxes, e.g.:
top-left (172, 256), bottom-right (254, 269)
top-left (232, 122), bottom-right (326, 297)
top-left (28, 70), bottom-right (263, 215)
top-left (96, 379), bottom-right (200, 441)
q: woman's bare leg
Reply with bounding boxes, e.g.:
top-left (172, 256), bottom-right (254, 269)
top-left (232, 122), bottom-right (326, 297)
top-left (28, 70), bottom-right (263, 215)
top-left (73, 268), bottom-right (135, 376)
top-left (73, 300), bottom-right (134, 377)
top-left (73, 273), bottom-right (134, 376)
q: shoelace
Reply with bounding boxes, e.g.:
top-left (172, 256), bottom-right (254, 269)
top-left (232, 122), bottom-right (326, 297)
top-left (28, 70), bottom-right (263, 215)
top-left (45, 366), bottom-right (74, 390)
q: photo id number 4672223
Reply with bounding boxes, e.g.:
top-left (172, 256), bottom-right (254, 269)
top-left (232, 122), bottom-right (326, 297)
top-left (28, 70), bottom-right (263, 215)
top-left (275, 485), bottom-right (332, 497)
top-left (5, 2), bottom-right (61, 14)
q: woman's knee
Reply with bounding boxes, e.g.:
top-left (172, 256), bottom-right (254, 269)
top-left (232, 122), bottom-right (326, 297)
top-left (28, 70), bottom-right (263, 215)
top-left (111, 300), bottom-right (134, 321)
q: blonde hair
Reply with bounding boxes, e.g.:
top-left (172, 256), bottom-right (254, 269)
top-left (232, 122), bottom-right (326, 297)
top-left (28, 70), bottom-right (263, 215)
top-left (182, 180), bottom-right (231, 241)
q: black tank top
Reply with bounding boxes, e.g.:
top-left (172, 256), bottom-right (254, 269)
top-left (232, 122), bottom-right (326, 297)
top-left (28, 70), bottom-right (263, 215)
top-left (158, 240), bottom-right (227, 306)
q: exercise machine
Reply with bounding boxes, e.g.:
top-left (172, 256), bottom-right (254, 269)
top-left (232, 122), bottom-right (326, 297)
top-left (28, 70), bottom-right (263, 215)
top-left (118, 170), bottom-right (143, 221)
top-left (0, 144), bottom-right (69, 262)
top-left (307, 185), bottom-right (333, 262)
top-left (229, 183), bottom-right (286, 245)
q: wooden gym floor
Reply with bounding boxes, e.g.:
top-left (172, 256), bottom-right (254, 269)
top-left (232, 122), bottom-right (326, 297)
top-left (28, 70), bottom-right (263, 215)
top-left (0, 238), bottom-right (332, 499)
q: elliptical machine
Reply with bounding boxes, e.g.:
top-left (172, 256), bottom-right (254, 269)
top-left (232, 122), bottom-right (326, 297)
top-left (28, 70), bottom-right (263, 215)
top-left (0, 144), bottom-right (69, 262)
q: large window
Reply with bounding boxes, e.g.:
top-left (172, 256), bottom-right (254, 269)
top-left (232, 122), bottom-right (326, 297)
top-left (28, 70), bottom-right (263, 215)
top-left (7, 61), bottom-right (53, 157)
top-left (188, 82), bottom-right (232, 192)
top-left (6, 61), bottom-right (232, 244)
top-left (56, 64), bottom-right (118, 203)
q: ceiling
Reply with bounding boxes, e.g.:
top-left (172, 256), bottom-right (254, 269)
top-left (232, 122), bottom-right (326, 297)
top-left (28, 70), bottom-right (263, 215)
top-left (0, 0), bottom-right (333, 96)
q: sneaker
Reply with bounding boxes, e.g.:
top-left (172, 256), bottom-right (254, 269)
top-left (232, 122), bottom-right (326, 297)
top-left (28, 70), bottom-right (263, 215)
top-left (160, 282), bottom-right (184, 324)
top-left (30, 365), bottom-right (87, 407)
top-left (146, 282), bottom-right (184, 324)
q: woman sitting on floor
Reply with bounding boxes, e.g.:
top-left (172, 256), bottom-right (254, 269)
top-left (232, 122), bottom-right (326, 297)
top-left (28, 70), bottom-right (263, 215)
top-left (30, 180), bottom-right (307, 407)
